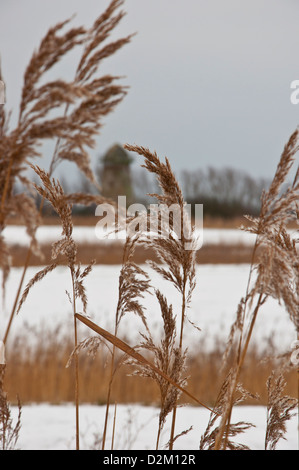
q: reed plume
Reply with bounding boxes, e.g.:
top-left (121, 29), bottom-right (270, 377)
top-left (16, 165), bottom-right (103, 450)
top-left (1, 0), bottom-right (132, 345)
top-left (132, 289), bottom-right (188, 449)
top-left (101, 233), bottom-right (151, 449)
top-left (214, 128), bottom-right (299, 450)
top-left (124, 143), bottom-right (199, 449)
top-left (0, 364), bottom-right (22, 450)
top-left (265, 371), bottom-right (297, 450)
top-left (200, 370), bottom-right (256, 450)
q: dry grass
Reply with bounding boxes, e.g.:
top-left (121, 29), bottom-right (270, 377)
top-left (0, 0), bottom-right (132, 450)
top-left (3, 326), bottom-right (297, 408)
top-left (0, 364), bottom-right (21, 450)
top-left (123, 143), bottom-right (198, 448)
top-left (2, 135), bottom-right (299, 450)
top-left (0, 0), bottom-right (130, 345)
top-left (8, 240), bottom-right (262, 266)
top-left (0, 0), bottom-right (298, 452)
top-left (211, 129), bottom-right (299, 450)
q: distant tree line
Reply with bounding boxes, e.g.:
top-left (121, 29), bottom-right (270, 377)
top-left (13, 163), bottom-right (271, 219)
top-left (132, 165), bottom-right (271, 218)
top-left (180, 167), bottom-right (271, 218)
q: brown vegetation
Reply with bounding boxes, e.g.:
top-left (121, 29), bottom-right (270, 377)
top-left (8, 240), bottom-right (261, 266)
top-left (0, 0), bottom-right (298, 452)
top-left (4, 326), bottom-right (297, 408)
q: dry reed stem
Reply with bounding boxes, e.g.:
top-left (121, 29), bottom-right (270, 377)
top-left (71, 273), bottom-right (80, 450)
top-left (101, 234), bottom-right (151, 449)
top-left (216, 292), bottom-right (266, 450)
top-left (0, 365), bottom-right (22, 450)
top-left (124, 143), bottom-right (198, 449)
top-left (265, 371), bottom-right (297, 450)
top-left (16, 166), bottom-right (104, 450)
top-left (1, 0), bottom-right (131, 347)
top-left (134, 289), bottom-right (188, 449)
top-left (111, 402), bottom-right (117, 450)
top-left (125, 287), bottom-right (186, 448)
top-left (213, 128), bottom-right (299, 450)
top-left (102, 342), bottom-right (117, 450)
top-left (4, 327), bottom-right (297, 406)
top-left (75, 313), bottom-right (216, 414)
top-left (199, 370), bottom-right (256, 450)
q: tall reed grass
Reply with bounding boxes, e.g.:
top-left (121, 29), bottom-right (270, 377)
top-left (0, 0), bottom-right (298, 451)
top-left (0, 0), bottom-right (131, 450)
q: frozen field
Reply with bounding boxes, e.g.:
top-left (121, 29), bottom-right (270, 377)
top-left (10, 402), bottom-right (298, 450)
top-left (1, 244), bottom-right (298, 451)
top-left (1, 263), bottom-right (296, 353)
top-left (3, 225), bottom-right (258, 246)
top-left (3, 224), bottom-right (297, 246)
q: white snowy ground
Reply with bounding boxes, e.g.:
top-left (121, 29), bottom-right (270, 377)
top-left (10, 403), bottom-right (298, 450)
top-left (3, 224), bottom-right (297, 247)
top-left (3, 225), bottom-right (258, 246)
top-left (1, 263), bottom-right (296, 353)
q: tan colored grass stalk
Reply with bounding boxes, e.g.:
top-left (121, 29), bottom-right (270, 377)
top-left (124, 143), bottom-right (198, 449)
top-left (169, 278), bottom-right (187, 449)
top-left (0, 160), bottom-right (12, 224)
top-left (102, 341), bottom-right (116, 449)
top-left (214, 292), bottom-right (265, 450)
top-left (265, 371), bottom-right (297, 450)
top-left (75, 313), bottom-right (216, 413)
top-left (111, 401), bottom-right (117, 450)
top-left (214, 128), bottom-right (299, 450)
top-left (199, 370), bottom-right (255, 450)
top-left (298, 332), bottom-right (299, 450)
top-left (3, 245), bottom-right (32, 345)
top-left (126, 286), bottom-right (187, 449)
top-left (0, 364), bottom-right (22, 450)
top-left (71, 271), bottom-right (80, 450)
top-left (3, 197), bottom-right (45, 345)
top-left (102, 234), bottom-right (151, 449)
top-left (1, 0), bottom-right (131, 347)
top-left (16, 166), bottom-right (102, 450)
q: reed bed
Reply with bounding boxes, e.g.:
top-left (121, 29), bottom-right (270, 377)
top-left (3, 326), bottom-right (297, 408)
top-left (7, 240), bottom-right (261, 266)
top-left (0, 0), bottom-right (298, 451)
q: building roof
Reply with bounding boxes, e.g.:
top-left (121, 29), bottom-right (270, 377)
top-left (101, 144), bottom-right (133, 166)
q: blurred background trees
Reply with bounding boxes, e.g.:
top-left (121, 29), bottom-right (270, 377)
top-left (13, 142), bottom-right (271, 220)
top-left (180, 166), bottom-right (270, 218)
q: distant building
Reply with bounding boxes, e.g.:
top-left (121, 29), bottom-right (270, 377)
top-left (99, 144), bottom-right (135, 206)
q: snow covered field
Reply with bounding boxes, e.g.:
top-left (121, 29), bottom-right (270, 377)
top-left (2, 263), bottom-right (296, 353)
top-left (3, 224), bottom-right (297, 247)
top-left (3, 225), bottom-right (258, 246)
top-left (9, 403), bottom-right (299, 451)
top-left (1, 229), bottom-right (298, 451)
top-left (10, 402), bottom-right (298, 450)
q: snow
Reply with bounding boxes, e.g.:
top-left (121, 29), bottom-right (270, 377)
top-left (3, 224), bottom-right (297, 247)
top-left (10, 403), bottom-right (298, 450)
top-left (1, 229), bottom-right (298, 451)
top-left (3, 225), bottom-right (257, 246)
top-left (1, 264), bottom-right (296, 353)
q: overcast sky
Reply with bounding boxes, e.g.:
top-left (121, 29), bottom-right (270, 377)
top-left (1, 0), bottom-right (299, 183)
